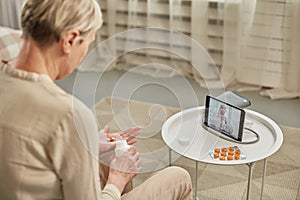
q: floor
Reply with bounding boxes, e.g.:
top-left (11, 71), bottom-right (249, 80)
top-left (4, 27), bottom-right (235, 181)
top-left (56, 69), bottom-right (300, 128)
top-left (56, 69), bottom-right (300, 199)
top-left (93, 93), bottom-right (300, 200)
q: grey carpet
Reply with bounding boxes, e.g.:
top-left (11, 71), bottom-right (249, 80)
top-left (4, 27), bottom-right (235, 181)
top-left (95, 97), bottom-right (300, 200)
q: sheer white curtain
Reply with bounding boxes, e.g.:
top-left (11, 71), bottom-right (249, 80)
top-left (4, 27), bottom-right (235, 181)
top-left (191, 0), bottom-right (223, 88)
top-left (261, 0), bottom-right (300, 99)
top-left (123, 0), bottom-right (196, 78)
top-left (89, 0), bottom-right (198, 79)
top-left (88, 0), bottom-right (300, 99)
top-left (0, 0), bottom-right (23, 29)
top-left (88, 0), bottom-right (222, 84)
top-left (221, 0), bottom-right (300, 99)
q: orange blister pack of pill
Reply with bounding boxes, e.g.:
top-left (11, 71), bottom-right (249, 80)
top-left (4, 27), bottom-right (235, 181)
top-left (209, 146), bottom-right (246, 161)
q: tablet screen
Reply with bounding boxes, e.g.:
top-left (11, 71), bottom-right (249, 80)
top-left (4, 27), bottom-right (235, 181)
top-left (204, 95), bottom-right (245, 141)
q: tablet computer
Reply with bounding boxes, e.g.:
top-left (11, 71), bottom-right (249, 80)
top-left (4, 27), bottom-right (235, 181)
top-left (203, 95), bottom-right (245, 141)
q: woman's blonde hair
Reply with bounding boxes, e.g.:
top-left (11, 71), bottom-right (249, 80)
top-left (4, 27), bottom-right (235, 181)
top-left (21, 0), bottom-right (103, 46)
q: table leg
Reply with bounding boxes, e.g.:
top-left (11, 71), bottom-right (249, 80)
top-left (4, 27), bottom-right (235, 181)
top-left (246, 162), bottom-right (255, 200)
top-left (195, 161), bottom-right (198, 200)
top-left (168, 147), bottom-right (172, 166)
top-left (260, 159), bottom-right (267, 200)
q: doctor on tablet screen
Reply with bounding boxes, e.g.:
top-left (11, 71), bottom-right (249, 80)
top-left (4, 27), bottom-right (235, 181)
top-left (210, 104), bottom-right (234, 135)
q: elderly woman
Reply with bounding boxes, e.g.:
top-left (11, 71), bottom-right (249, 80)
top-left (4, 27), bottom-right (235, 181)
top-left (0, 0), bottom-right (192, 199)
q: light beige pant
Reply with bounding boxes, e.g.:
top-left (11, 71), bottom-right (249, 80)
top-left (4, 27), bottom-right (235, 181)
top-left (100, 163), bottom-right (193, 200)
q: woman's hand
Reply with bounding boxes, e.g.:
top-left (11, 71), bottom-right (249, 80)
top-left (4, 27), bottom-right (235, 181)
top-left (103, 125), bottom-right (141, 145)
top-left (106, 146), bottom-right (142, 193)
top-left (99, 125), bottom-right (141, 154)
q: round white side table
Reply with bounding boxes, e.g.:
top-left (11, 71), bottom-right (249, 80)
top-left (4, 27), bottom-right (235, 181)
top-left (162, 106), bottom-right (283, 200)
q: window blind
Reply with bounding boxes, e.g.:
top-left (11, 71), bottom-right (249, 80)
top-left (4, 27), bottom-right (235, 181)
top-left (95, 0), bottom-right (222, 82)
top-left (237, 0), bottom-right (292, 87)
top-left (94, 0), bottom-right (291, 88)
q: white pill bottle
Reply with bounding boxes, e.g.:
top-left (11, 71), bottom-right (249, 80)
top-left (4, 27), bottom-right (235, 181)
top-left (115, 140), bottom-right (131, 157)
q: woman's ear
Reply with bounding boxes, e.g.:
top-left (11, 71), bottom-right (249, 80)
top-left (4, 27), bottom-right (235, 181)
top-left (61, 30), bottom-right (80, 54)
